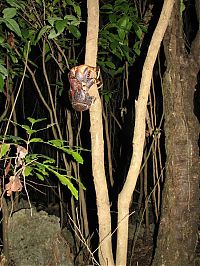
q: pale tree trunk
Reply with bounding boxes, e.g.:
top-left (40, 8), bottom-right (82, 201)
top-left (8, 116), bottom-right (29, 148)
top-left (85, 0), bottom-right (114, 265)
top-left (116, 1), bottom-right (175, 265)
top-left (152, 0), bottom-right (200, 265)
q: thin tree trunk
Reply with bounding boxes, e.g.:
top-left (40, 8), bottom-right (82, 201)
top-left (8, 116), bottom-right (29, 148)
top-left (85, 1), bottom-right (114, 265)
top-left (152, 1), bottom-right (200, 264)
top-left (2, 198), bottom-right (9, 266)
top-left (116, 1), bottom-right (174, 265)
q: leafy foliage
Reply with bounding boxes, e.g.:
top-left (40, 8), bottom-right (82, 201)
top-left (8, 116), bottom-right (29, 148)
top-left (0, 117), bottom-right (85, 199)
top-left (98, 0), bottom-right (146, 76)
top-left (0, 0), bottom-right (82, 92)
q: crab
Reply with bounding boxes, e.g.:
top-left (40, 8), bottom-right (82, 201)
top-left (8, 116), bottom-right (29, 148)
top-left (68, 65), bottom-right (101, 111)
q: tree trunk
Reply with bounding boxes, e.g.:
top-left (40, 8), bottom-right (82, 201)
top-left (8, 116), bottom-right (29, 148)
top-left (116, 1), bottom-right (174, 265)
top-left (152, 1), bottom-right (200, 265)
top-left (85, 1), bottom-right (114, 265)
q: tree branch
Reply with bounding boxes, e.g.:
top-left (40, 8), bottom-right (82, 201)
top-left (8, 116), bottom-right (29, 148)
top-left (85, 0), bottom-right (114, 265)
top-left (116, 1), bottom-right (175, 265)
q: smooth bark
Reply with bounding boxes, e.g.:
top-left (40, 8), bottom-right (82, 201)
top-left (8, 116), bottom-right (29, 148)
top-left (85, 0), bottom-right (114, 265)
top-left (116, 1), bottom-right (175, 265)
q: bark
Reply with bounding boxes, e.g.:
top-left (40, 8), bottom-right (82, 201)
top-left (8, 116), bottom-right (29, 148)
top-left (2, 198), bottom-right (9, 266)
top-left (85, 0), bottom-right (114, 265)
top-left (115, 1), bottom-right (174, 265)
top-left (152, 1), bottom-right (200, 265)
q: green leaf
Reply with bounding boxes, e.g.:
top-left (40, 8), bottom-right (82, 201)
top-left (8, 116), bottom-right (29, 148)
top-left (70, 151), bottom-right (83, 164)
top-left (133, 41), bottom-right (141, 56)
top-left (65, 0), bottom-right (74, 5)
top-left (4, 18), bottom-right (22, 37)
top-left (103, 68), bottom-right (114, 77)
top-left (26, 129), bottom-right (38, 135)
top-left (114, 2), bottom-right (129, 12)
top-left (23, 42), bottom-right (31, 58)
top-left (35, 172), bottom-right (44, 181)
top-left (140, 25), bottom-right (147, 33)
top-left (43, 158), bottom-right (55, 164)
top-left (110, 40), bottom-right (119, 51)
top-left (59, 147), bottom-right (83, 164)
top-left (47, 17), bottom-right (62, 27)
top-left (24, 165), bottom-right (33, 176)
top-left (118, 16), bottom-right (128, 28)
top-left (104, 23), bottom-right (118, 31)
top-left (101, 4), bottom-right (113, 10)
top-left (105, 61), bottom-right (116, 69)
top-left (48, 139), bottom-right (83, 164)
top-left (135, 26), bottom-right (143, 39)
top-left (9, 53), bottom-right (18, 64)
top-left (68, 25), bottom-right (81, 39)
top-left (21, 124), bottom-right (37, 135)
top-left (115, 66), bottom-right (124, 74)
top-left (48, 139), bottom-right (63, 147)
top-left (27, 117), bottom-right (37, 124)
top-left (78, 180), bottom-right (86, 190)
top-left (109, 14), bottom-right (116, 23)
top-left (0, 143), bottom-right (10, 158)
top-left (73, 5), bottom-right (81, 17)
top-left (49, 168), bottom-right (78, 199)
top-left (118, 30), bottom-right (125, 42)
top-left (25, 153), bottom-right (39, 163)
top-left (64, 15), bottom-right (77, 21)
top-left (180, 0), bottom-right (186, 16)
top-left (35, 164), bottom-right (49, 176)
top-left (104, 94), bottom-right (111, 104)
top-left (21, 124), bottom-right (31, 131)
top-left (97, 61), bottom-right (106, 68)
top-left (53, 0), bottom-right (59, 4)
top-left (3, 8), bottom-right (17, 19)
top-left (48, 29), bottom-right (60, 39)
top-left (0, 36), bottom-right (4, 44)
top-left (35, 0), bottom-right (42, 4)
top-left (0, 74), bottom-right (5, 92)
top-left (45, 53), bottom-right (51, 63)
top-left (70, 176), bottom-right (86, 190)
top-left (110, 48), bottom-right (122, 60)
top-left (35, 25), bottom-right (51, 43)
top-left (6, 0), bottom-right (23, 8)
top-left (29, 138), bottom-right (44, 143)
top-left (27, 117), bottom-right (46, 125)
top-left (0, 64), bottom-right (8, 76)
top-left (0, 135), bottom-right (25, 144)
top-left (55, 19), bottom-right (67, 34)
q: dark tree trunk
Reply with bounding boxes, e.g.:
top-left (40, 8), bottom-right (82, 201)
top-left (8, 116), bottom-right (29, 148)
top-left (152, 1), bottom-right (200, 265)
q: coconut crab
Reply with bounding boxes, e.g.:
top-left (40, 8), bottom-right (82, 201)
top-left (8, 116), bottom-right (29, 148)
top-left (68, 65), bottom-right (101, 111)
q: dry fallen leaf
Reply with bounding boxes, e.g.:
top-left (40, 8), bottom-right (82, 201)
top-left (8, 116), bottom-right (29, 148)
top-left (5, 175), bottom-right (23, 196)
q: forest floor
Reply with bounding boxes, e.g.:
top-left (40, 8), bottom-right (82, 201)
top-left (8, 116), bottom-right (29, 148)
top-left (127, 221), bottom-right (154, 266)
top-left (129, 234), bottom-right (153, 266)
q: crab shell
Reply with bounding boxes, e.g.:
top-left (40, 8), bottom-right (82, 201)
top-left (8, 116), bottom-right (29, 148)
top-left (69, 89), bottom-right (95, 111)
top-left (68, 64), bottom-right (100, 111)
top-left (68, 65), bottom-right (99, 90)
